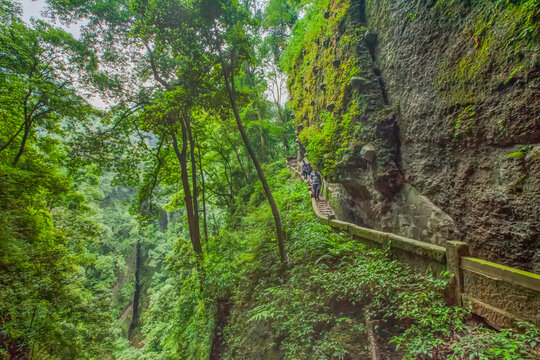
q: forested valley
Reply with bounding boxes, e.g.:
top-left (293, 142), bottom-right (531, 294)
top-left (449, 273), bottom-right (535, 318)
top-left (1, 0), bottom-right (539, 359)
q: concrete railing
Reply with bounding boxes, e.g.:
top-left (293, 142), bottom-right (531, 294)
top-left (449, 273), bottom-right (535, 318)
top-left (312, 199), bottom-right (540, 328)
top-left (287, 160), bottom-right (540, 329)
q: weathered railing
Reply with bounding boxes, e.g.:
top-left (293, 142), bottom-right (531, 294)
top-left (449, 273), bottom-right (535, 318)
top-left (287, 158), bottom-right (540, 329)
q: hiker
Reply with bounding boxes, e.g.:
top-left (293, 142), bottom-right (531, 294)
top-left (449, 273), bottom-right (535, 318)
top-left (302, 160), bottom-right (312, 179)
top-left (309, 168), bottom-right (322, 201)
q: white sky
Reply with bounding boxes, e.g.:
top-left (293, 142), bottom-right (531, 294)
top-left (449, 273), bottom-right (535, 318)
top-left (17, 0), bottom-right (287, 108)
top-left (20, 0), bottom-right (83, 38)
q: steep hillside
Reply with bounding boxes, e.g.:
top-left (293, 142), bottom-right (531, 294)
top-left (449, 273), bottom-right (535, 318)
top-left (285, 0), bottom-right (539, 271)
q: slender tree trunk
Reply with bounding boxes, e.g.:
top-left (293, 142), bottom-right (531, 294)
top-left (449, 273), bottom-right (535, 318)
top-left (129, 240), bottom-right (143, 337)
top-left (170, 122), bottom-right (203, 259)
top-left (186, 116), bottom-right (200, 245)
top-left (211, 211), bottom-right (218, 236)
top-left (13, 120), bottom-right (31, 166)
top-left (213, 142), bottom-right (234, 195)
top-left (222, 69), bottom-right (287, 266)
top-left (196, 138), bottom-right (209, 244)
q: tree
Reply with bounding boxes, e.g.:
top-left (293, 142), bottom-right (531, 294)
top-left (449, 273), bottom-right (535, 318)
top-left (129, 0), bottom-right (288, 265)
top-left (49, 0), bottom-right (289, 267)
top-left (0, 15), bottom-right (96, 166)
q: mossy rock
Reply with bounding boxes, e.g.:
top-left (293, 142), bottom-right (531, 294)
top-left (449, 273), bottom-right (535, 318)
top-left (350, 76), bottom-right (369, 89)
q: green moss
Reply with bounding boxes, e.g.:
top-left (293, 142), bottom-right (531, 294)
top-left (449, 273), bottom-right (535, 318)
top-left (436, 0), bottom-right (539, 109)
top-left (285, 0), bottom-right (372, 176)
top-left (453, 105), bottom-right (476, 137)
top-left (504, 65), bottom-right (524, 85)
top-left (507, 145), bottom-right (533, 159)
top-left (507, 151), bottom-right (524, 159)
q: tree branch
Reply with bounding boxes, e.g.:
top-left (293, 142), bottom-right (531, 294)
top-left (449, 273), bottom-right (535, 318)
top-left (144, 41), bottom-right (170, 90)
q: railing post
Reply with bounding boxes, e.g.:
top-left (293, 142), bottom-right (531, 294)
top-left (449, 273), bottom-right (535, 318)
top-left (445, 241), bottom-right (469, 307)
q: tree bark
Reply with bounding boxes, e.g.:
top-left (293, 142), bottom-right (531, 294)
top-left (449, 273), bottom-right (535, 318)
top-left (186, 116), bottom-right (200, 246)
top-left (196, 136), bottom-right (209, 244)
top-left (222, 68), bottom-right (287, 266)
top-left (12, 120), bottom-right (30, 166)
top-left (129, 240), bottom-right (143, 338)
top-left (170, 120), bottom-right (204, 259)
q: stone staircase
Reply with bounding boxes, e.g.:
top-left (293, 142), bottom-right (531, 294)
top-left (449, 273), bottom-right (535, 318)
top-left (286, 157), bottom-right (336, 220)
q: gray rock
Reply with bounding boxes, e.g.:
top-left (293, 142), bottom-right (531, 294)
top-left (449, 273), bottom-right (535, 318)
top-left (364, 30), bottom-right (378, 48)
top-left (350, 76), bottom-right (369, 89)
top-left (361, 144), bottom-right (376, 163)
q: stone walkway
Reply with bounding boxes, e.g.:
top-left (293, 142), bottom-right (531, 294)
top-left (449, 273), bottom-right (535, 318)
top-left (287, 158), bottom-right (336, 220)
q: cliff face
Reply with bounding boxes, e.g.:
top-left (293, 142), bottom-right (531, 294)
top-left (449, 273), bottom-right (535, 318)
top-left (286, 0), bottom-right (539, 271)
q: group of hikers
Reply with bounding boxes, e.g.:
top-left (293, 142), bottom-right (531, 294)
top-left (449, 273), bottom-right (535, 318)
top-left (301, 158), bottom-right (322, 201)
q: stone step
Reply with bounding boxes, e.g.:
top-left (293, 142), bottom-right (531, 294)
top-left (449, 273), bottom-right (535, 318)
top-left (287, 159), bottom-right (336, 219)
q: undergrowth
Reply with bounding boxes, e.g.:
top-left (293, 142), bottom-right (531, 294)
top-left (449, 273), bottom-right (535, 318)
top-left (219, 162), bottom-right (540, 360)
top-left (135, 161), bottom-right (539, 359)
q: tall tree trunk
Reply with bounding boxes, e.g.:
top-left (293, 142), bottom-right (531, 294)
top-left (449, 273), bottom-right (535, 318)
top-left (196, 136), bottom-right (209, 244)
top-left (170, 121), bottom-right (204, 260)
top-left (222, 69), bottom-right (287, 266)
top-left (186, 116), bottom-right (200, 245)
top-left (129, 240), bottom-right (143, 338)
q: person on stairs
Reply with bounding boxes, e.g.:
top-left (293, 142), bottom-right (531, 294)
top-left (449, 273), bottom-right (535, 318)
top-left (309, 168), bottom-right (322, 201)
top-left (302, 160), bottom-right (312, 180)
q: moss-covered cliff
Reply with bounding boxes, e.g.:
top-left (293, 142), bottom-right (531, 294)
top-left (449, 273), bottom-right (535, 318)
top-left (286, 0), bottom-right (539, 271)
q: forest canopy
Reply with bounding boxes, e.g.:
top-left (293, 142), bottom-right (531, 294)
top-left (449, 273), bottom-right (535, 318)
top-left (1, 0), bottom-right (539, 359)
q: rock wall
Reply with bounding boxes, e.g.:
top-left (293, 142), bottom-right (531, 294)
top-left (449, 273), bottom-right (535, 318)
top-left (286, 0), bottom-right (539, 271)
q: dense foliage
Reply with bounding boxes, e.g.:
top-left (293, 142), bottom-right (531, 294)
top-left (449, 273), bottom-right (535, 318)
top-left (1, 0), bottom-right (538, 359)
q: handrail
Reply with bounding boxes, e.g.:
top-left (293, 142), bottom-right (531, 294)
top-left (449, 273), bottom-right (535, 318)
top-left (287, 159), bottom-right (540, 328)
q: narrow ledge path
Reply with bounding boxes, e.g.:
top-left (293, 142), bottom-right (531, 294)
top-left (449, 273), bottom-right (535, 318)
top-left (286, 158), bottom-right (336, 220)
